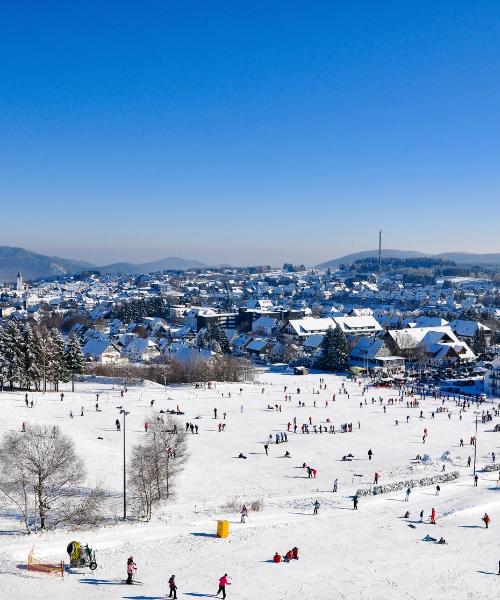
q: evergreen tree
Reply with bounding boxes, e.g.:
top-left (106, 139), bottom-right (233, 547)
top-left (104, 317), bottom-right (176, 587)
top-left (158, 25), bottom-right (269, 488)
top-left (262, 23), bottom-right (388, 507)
top-left (3, 322), bottom-right (23, 389)
top-left (211, 323), bottom-right (230, 354)
top-left (48, 329), bottom-right (68, 391)
top-left (32, 326), bottom-right (52, 392)
top-left (332, 326), bottom-right (350, 371)
top-left (20, 323), bottom-right (40, 390)
top-left (472, 326), bottom-right (487, 356)
top-left (65, 334), bottom-right (85, 392)
top-left (316, 325), bottom-right (350, 372)
top-left (316, 326), bottom-right (337, 371)
top-left (0, 326), bottom-right (8, 391)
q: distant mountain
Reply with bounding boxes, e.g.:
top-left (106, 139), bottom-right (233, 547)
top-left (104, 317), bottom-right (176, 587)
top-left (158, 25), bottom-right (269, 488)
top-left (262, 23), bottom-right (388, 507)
top-left (435, 252), bottom-right (500, 265)
top-left (0, 246), bottom-right (94, 282)
top-left (99, 256), bottom-right (207, 274)
top-left (316, 249), bottom-right (426, 269)
top-left (317, 249), bottom-right (500, 269)
top-left (0, 247), bottom-right (208, 282)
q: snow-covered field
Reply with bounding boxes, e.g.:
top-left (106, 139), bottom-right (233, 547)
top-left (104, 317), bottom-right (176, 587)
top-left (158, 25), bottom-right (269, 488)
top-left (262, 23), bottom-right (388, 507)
top-left (0, 371), bottom-right (499, 599)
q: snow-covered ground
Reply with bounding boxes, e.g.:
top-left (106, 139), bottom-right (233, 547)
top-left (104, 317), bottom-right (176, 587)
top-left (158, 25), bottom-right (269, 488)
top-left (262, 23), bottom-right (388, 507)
top-left (0, 371), bottom-right (499, 599)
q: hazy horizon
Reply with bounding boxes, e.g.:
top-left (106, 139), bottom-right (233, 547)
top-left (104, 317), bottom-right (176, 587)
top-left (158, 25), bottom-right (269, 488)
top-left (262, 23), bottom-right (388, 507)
top-left (1, 2), bottom-right (500, 265)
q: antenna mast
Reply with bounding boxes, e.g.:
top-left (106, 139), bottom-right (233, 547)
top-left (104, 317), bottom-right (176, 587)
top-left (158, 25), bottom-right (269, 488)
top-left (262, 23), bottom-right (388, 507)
top-left (378, 229), bottom-right (382, 272)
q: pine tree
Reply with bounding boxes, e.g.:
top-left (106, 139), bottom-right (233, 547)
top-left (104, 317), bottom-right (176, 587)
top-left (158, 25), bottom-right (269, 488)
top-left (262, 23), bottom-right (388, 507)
top-left (32, 326), bottom-right (52, 392)
top-left (20, 323), bottom-right (40, 390)
top-left (316, 326), bottom-right (337, 371)
top-left (65, 334), bottom-right (84, 392)
top-left (211, 323), bottom-right (230, 354)
top-left (472, 326), bottom-right (487, 356)
top-left (0, 326), bottom-right (8, 391)
top-left (3, 322), bottom-right (24, 389)
top-left (332, 326), bottom-right (350, 371)
top-left (48, 329), bottom-right (68, 391)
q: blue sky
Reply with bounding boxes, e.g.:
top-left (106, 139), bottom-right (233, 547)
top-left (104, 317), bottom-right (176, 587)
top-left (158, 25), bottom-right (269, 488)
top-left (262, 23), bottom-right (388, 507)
top-left (1, 1), bottom-right (499, 266)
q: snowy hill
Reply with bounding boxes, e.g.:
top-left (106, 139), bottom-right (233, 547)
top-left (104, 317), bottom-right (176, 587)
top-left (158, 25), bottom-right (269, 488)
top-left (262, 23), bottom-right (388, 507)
top-left (0, 246), bottom-right (94, 282)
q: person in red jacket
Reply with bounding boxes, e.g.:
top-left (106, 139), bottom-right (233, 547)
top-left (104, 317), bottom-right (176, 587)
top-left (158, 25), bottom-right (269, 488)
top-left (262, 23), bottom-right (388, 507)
top-left (430, 508), bottom-right (436, 524)
top-left (215, 574), bottom-right (231, 598)
top-left (273, 552), bottom-right (282, 563)
top-left (482, 513), bottom-right (491, 528)
top-left (284, 549), bottom-right (294, 562)
top-left (292, 546), bottom-right (299, 560)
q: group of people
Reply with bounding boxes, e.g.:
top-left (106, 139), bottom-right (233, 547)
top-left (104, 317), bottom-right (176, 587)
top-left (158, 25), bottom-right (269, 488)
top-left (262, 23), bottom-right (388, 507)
top-left (273, 547), bottom-right (299, 563)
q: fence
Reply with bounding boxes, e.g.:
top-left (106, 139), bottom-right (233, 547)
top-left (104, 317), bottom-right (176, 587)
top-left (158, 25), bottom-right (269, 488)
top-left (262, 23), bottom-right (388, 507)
top-left (356, 471), bottom-right (460, 497)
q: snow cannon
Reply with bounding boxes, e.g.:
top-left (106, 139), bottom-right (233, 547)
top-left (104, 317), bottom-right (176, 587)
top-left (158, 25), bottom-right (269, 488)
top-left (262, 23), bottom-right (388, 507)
top-left (67, 541), bottom-right (97, 570)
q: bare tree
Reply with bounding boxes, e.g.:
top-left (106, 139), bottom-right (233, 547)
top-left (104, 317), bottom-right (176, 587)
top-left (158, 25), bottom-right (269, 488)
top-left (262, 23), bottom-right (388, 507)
top-left (0, 425), bottom-right (102, 531)
top-left (128, 416), bottom-right (188, 520)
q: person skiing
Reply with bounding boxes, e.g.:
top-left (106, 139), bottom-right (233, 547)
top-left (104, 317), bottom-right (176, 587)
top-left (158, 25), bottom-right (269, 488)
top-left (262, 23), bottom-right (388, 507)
top-left (374, 472), bottom-right (379, 484)
top-left (436, 485), bottom-right (440, 496)
top-left (474, 474), bottom-right (478, 487)
top-left (264, 444), bottom-right (269, 456)
top-left (482, 513), bottom-right (491, 528)
top-left (116, 418), bottom-right (121, 431)
top-left (430, 508), bottom-right (436, 524)
top-left (313, 500), bottom-right (320, 515)
top-left (168, 574), bottom-right (177, 599)
top-left (215, 574), bottom-right (231, 598)
top-left (353, 495), bottom-right (358, 510)
top-left (333, 478), bottom-right (338, 492)
top-left (368, 449), bottom-right (373, 461)
top-left (126, 556), bottom-right (136, 584)
top-left (405, 488), bottom-right (411, 501)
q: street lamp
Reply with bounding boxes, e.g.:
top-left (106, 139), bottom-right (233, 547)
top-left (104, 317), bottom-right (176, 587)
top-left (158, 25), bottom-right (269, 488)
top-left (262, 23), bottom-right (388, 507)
top-left (473, 411), bottom-right (479, 476)
top-left (117, 407), bottom-right (130, 520)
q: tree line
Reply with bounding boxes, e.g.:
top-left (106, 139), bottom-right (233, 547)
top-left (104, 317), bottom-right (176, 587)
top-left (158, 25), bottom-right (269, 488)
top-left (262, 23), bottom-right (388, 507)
top-left (0, 321), bottom-right (84, 392)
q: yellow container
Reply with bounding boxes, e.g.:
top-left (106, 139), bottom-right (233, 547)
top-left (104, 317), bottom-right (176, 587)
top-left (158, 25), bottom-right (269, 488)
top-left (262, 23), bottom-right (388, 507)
top-left (217, 520), bottom-right (230, 538)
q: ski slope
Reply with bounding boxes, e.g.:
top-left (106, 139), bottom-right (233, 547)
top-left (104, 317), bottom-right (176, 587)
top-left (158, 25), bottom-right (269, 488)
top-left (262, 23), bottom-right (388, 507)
top-left (0, 371), bottom-right (498, 599)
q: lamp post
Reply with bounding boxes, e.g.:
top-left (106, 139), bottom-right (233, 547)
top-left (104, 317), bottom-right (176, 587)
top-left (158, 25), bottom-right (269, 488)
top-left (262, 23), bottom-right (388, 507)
top-left (118, 408), bottom-right (130, 520)
top-left (473, 411), bottom-right (479, 476)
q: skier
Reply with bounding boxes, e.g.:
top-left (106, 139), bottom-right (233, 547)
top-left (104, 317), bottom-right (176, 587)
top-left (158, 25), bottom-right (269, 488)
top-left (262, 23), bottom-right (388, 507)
top-left (405, 488), bottom-right (411, 501)
top-left (374, 472), bottom-right (379, 484)
top-left (430, 508), bottom-right (436, 524)
top-left (313, 500), bottom-right (320, 515)
top-left (264, 444), bottom-right (269, 456)
top-left (482, 513), bottom-right (490, 528)
top-left (333, 478), bottom-right (338, 492)
top-left (215, 574), bottom-right (231, 598)
top-left (474, 474), bottom-right (478, 487)
top-left (126, 556), bottom-right (136, 584)
top-left (436, 485), bottom-right (440, 496)
top-left (368, 449), bottom-right (373, 461)
top-left (60, 393), bottom-right (64, 401)
top-left (353, 495), bottom-right (358, 510)
top-left (116, 419), bottom-right (121, 431)
top-left (168, 574), bottom-right (177, 599)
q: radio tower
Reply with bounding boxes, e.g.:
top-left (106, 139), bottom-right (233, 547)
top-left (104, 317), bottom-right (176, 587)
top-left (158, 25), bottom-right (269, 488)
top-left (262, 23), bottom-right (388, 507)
top-left (378, 229), bottom-right (382, 272)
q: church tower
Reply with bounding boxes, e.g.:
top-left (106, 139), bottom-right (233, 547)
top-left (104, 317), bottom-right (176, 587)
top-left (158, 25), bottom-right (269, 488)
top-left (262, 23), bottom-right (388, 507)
top-left (16, 271), bottom-right (23, 291)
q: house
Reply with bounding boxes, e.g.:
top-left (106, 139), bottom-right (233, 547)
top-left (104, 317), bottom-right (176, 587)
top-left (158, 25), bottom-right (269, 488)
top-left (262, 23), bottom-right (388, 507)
top-left (245, 338), bottom-right (274, 358)
top-left (251, 315), bottom-right (278, 336)
top-left (332, 315), bottom-right (382, 337)
top-left (448, 319), bottom-right (492, 344)
top-left (123, 338), bottom-right (160, 363)
top-left (384, 326), bottom-right (476, 366)
top-left (484, 356), bottom-right (500, 397)
top-left (82, 337), bottom-right (123, 363)
top-left (350, 336), bottom-right (405, 374)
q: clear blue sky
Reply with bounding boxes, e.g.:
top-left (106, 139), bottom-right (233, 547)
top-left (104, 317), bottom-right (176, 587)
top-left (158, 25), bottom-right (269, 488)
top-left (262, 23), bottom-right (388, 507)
top-left (1, 1), bottom-right (499, 266)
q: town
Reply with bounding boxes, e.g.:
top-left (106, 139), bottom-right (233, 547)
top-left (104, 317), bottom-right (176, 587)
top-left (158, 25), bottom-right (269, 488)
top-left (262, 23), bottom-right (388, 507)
top-left (1, 256), bottom-right (499, 397)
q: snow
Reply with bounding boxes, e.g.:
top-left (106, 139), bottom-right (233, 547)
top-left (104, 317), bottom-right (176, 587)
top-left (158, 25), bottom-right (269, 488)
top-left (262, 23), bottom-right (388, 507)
top-left (0, 371), bottom-right (499, 599)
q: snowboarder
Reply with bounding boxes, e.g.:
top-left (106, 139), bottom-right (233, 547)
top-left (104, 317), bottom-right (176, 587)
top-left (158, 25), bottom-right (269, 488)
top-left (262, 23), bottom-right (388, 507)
top-left (126, 556), bottom-right (136, 584)
top-left (215, 574), bottom-right (231, 598)
top-left (168, 574), bottom-right (177, 598)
